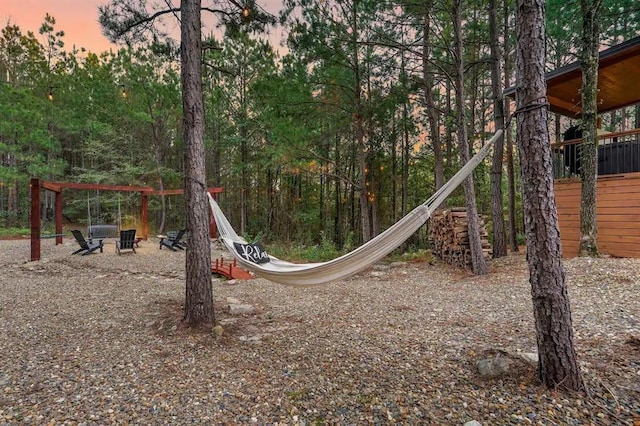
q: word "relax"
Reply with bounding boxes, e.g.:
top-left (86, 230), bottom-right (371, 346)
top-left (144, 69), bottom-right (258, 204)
top-left (233, 242), bottom-right (270, 264)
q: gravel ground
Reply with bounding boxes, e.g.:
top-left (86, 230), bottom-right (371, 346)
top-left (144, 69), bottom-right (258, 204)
top-left (0, 238), bottom-right (639, 425)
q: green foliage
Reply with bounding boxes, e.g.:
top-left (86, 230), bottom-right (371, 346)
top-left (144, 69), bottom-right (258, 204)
top-left (388, 248), bottom-right (433, 263)
top-left (266, 236), bottom-right (343, 263)
top-left (2, 2), bottom-right (639, 248)
top-left (0, 227), bottom-right (30, 237)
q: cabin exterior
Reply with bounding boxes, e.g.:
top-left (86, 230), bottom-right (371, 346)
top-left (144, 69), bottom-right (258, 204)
top-left (543, 36), bottom-right (640, 257)
top-left (553, 129), bottom-right (640, 257)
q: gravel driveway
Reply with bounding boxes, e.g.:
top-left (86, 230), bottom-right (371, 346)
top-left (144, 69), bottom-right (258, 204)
top-left (1, 238), bottom-right (639, 425)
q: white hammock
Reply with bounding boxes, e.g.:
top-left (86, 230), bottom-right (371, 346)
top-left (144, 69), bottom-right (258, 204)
top-left (210, 129), bottom-right (503, 287)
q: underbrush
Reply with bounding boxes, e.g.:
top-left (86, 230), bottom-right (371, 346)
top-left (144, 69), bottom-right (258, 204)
top-left (388, 248), bottom-right (433, 263)
top-left (0, 227), bottom-right (30, 238)
top-left (265, 238), bottom-right (344, 263)
top-left (260, 239), bottom-right (433, 264)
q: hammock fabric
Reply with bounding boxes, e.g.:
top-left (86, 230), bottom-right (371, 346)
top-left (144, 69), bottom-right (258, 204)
top-left (210, 129), bottom-right (504, 287)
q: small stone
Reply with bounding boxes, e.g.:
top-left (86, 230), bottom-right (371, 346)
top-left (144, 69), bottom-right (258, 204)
top-left (519, 352), bottom-right (539, 364)
top-left (213, 325), bottom-right (224, 337)
top-left (229, 304), bottom-right (255, 315)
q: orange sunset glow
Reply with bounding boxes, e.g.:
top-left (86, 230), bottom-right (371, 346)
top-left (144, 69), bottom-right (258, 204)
top-left (1, 0), bottom-right (117, 53)
top-left (1, 0), bottom-right (282, 54)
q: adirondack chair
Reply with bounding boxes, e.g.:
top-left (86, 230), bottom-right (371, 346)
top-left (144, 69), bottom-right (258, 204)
top-left (159, 229), bottom-right (187, 251)
top-left (71, 229), bottom-right (104, 256)
top-left (116, 229), bottom-right (137, 255)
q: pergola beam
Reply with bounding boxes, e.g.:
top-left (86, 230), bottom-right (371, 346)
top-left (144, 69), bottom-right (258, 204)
top-left (45, 182), bottom-right (154, 192)
top-left (146, 187), bottom-right (223, 196)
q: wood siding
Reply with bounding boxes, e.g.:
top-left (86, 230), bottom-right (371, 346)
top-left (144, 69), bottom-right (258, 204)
top-left (555, 173), bottom-right (640, 257)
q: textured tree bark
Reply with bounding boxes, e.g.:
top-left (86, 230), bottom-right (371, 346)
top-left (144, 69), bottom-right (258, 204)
top-left (422, 0), bottom-right (444, 191)
top-left (452, 0), bottom-right (487, 275)
top-left (578, 0), bottom-right (601, 257)
top-left (351, 2), bottom-right (371, 244)
top-left (489, 0), bottom-right (507, 258)
top-left (515, 0), bottom-right (582, 391)
top-left (182, 0), bottom-right (214, 327)
top-left (503, 0), bottom-right (519, 253)
top-left (505, 102), bottom-right (520, 252)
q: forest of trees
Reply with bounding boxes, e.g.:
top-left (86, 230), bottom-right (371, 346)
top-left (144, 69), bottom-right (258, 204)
top-left (1, 0), bottom-right (639, 252)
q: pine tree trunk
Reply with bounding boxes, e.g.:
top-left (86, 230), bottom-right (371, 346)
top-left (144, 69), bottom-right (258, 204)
top-left (489, 0), bottom-right (507, 258)
top-left (453, 0), bottom-right (487, 275)
top-left (402, 102), bottom-right (410, 217)
top-left (182, 0), bottom-right (214, 327)
top-left (505, 117), bottom-right (519, 251)
top-left (351, 3), bottom-right (371, 244)
top-left (422, 2), bottom-right (444, 191)
top-left (504, 0), bottom-right (519, 253)
top-left (578, 0), bottom-right (601, 257)
top-left (334, 135), bottom-right (344, 249)
top-left (515, 0), bottom-right (582, 391)
top-left (391, 116), bottom-right (398, 222)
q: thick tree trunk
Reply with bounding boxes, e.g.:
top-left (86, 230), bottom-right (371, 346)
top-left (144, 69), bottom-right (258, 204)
top-left (453, 0), bottom-right (487, 275)
top-left (578, 0), bottom-right (601, 257)
top-left (182, 0), bottom-right (214, 327)
top-left (515, 0), bottom-right (582, 391)
top-left (489, 0), bottom-right (507, 258)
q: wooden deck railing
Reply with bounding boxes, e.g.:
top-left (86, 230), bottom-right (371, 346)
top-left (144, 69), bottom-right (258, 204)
top-left (550, 128), bottom-right (640, 179)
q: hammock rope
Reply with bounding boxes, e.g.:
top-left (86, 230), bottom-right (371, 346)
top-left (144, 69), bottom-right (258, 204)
top-left (210, 128), bottom-right (505, 287)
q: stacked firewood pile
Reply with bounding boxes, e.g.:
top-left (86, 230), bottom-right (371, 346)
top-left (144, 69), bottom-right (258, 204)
top-left (430, 208), bottom-right (491, 268)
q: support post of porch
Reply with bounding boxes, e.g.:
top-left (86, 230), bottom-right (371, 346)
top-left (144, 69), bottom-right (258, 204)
top-left (30, 178), bottom-right (41, 261)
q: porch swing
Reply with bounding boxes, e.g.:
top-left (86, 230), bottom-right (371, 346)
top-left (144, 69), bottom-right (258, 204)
top-left (86, 190), bottom-right (120, 241)
top-left (40, 192), bottom-right (66, 239)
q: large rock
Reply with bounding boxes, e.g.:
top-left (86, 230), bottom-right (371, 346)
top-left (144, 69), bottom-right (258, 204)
top-left (476, 357), bottom-right (514, 378)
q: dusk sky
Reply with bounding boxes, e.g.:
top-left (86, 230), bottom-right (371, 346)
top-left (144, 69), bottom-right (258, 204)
top-left (1, 0), bottom-right (284, 54)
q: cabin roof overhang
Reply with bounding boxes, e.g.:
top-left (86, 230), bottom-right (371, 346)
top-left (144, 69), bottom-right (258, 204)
top-left (504, 35), bottom-right (640, 118)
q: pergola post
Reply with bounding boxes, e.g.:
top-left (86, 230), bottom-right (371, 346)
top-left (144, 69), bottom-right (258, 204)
top-left (141, 192), bottom-right (148, 240)
top-left (30, 178), bottom-right (41, 261)
top-left (55, 190), bottom-right (63, 245)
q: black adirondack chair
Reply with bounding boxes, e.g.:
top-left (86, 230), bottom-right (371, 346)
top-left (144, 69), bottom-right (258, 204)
top-left (116, 229), bottom-right (137, 255)
top-left (159, 229), bottom-right (187, 251)
top-left (71, 229), bottom-right (104, 256)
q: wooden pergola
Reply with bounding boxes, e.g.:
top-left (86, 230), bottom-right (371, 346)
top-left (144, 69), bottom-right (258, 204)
top-left (30, 178), bottom-right (223, 261)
